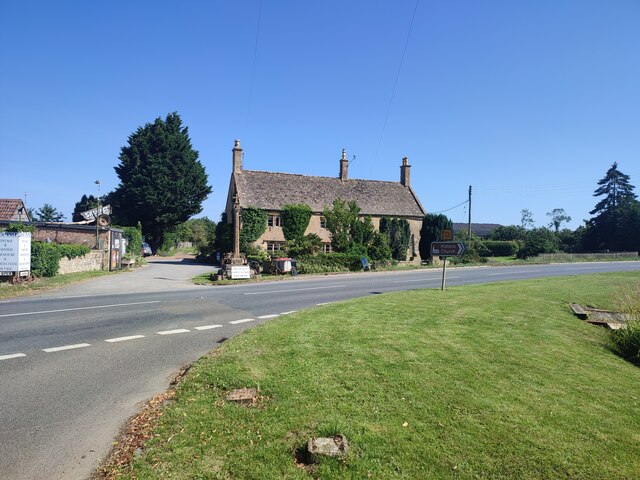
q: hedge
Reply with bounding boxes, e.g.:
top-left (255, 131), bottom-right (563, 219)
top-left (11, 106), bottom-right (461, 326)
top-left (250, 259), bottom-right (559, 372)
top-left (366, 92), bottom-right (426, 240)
top-left (296, 253), bottom-right (365, 274)
top-left (480, 240), bottom-right (520, 257)
top-left (31, 242), bottom-right (91, 277)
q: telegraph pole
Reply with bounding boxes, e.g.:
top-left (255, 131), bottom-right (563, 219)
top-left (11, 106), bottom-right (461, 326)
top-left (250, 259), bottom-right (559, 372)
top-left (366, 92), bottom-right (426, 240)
top-left (467, 185), bottom-right (472, 239)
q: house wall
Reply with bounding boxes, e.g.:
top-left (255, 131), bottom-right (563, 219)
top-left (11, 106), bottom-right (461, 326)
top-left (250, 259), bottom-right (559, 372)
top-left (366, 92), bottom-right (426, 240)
top-left (252, 212), bottom-right (423, 262)
top-left (58, 251), bottom-right (105, 274)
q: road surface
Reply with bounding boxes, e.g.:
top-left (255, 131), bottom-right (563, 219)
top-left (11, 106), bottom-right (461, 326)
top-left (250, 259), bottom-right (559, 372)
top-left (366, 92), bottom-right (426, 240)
top-left (1, 259), bottom-right (639, 479)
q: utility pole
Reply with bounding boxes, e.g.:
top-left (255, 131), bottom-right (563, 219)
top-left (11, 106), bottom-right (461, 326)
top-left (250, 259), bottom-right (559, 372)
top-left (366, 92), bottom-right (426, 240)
top-left (467, 185), bottom-right (472, 239)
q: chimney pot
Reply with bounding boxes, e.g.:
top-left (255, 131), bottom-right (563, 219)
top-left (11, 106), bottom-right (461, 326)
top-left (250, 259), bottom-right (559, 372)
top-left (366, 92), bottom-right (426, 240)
top-left (400, 156), bottom-right (411, 187)
top-left (232, 139), bottom-right (243, 173)
top-left (340, 148), bottom-right (349, 180)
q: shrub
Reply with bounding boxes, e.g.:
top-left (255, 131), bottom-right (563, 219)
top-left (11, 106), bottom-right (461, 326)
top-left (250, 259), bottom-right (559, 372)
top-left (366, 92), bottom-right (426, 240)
top-left (4, 223), bottom-right (36, 233)
top-left (297, 253), bottom-right (364, 274)
top-left (610, 320), bottom-right (640, 365)
top-left (31, 242), bottom-right (61, 277)
top-left (517, 228), bottom-right (559, 259)
top-left (123, 225), bottom-right (143, 257)
top-left (57, 244), bottom-right (91, 259)
top-left (480, 240), bottom-right (520, 257)
top-left (30, 242), bottom-right (92, 277)
top-left (241, 207), bottom-right (268, 247)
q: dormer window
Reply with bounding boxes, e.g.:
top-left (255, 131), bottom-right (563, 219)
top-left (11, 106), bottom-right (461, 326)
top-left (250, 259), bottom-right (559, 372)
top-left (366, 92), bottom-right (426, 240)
top-left (268, 215), bottom-right (281, 227)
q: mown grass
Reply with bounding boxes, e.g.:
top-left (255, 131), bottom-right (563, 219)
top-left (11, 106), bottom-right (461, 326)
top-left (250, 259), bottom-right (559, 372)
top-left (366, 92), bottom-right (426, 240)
top-left (0, 270), bottom-right (113, 299)
top-left (118, 273), bottom-right (640, 479)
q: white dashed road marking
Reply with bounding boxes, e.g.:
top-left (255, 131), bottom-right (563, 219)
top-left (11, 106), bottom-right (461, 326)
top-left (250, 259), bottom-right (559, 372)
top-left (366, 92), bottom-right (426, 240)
top-left (280, 311), bottom-right (297, 315)
top-left (0, 353), bottom-right (26, 361)
top-left (157, 329), bottom-right (190, 335)
top-left (105, 335), bottom-right (145, 343)
top-left (43, 343), bottom-right (91, 353)
top-left (257, 314), bottom-right (280, 319)
top-left (316, 302), bottom-right (333, 306)
top-left (0, 301), bottom-right (161, 318)
top-left (194, 324), bottom-right (223, 330)
top-left (229, 318), bottom-right (255, 325)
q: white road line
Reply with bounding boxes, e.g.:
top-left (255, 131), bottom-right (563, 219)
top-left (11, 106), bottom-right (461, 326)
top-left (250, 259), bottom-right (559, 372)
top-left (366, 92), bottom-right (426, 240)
top-left (280, 311), bottom-right (297, 315)
top-left (194, 324), bottom-right (223, 330)
top-left (257, 314), bottom-right (280, 319)
top-left (316, 302), bottom-right (333, 306)
top-left (0, 353), bottom-right (26, 361)
top-left (393, 278), bottom-right (437, 283)
top-left (244, 285), bottom-right (348, 296)
top-left (43, 343), bottom-right (91, 353)
top-left (0, 301), bottom-right (162, 318)
top-left (229, 318), bottom-right (255, 325)
top-left (487, 270), bottom-right (537, 276)
top-left (156, 329), bottom-right (190, 335)
top-left (105, 335), bottom-right (145, 343)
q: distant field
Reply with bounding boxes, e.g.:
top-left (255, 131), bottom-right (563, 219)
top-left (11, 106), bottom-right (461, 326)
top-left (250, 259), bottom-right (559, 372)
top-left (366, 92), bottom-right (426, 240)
top-left (103, 272), bottom-right (640, 479)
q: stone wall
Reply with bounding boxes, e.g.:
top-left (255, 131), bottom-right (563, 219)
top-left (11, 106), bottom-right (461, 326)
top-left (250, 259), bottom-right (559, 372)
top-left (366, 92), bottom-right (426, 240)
top-left (34, 225), bottom-right (109, 248)
top-left (57, 250), bottom-right (105, 275)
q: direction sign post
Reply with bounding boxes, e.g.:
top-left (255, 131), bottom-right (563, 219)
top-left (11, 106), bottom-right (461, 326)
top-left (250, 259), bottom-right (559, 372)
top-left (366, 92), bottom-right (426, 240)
top-left (430, 241), bottom-right (467, 290)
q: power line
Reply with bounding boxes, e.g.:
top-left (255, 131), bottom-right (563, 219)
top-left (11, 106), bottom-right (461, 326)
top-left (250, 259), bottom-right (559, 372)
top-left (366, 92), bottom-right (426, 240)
top-left (244, 0), bottom-right (263, 141)
top-left (373, 0), bottom-right (420, 162)
top-left (430, 199), bottom-right (469, 214)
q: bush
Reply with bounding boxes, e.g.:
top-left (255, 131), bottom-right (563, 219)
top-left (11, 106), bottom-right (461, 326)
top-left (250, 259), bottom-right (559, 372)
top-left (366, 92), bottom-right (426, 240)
top-left (610, 320), bottom-right (640, 365)
top-left (517, 228), bottom-right (559, 259)
top-left (480, 240), bottom-right (520, 257)
top-left (57, 244), bottom-right (91, 259)
top-left (30, 242), bottom-right (92, 277)
top-left (31, 242), bottom-right (61, 277)
top-left (297, 253), bottom-right (365, 274)
top-left (123, 225), bottom-right (143, 257)
top-left (4, 223), bottom-right (36, 233)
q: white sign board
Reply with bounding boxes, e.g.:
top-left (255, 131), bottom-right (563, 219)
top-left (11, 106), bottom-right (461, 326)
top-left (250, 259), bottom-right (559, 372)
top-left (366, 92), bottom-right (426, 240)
top-left (80, 204), bottom-right (112, 221)
top-left (0, 232), bottom-right (31, 274)
top-left (230, 265), bottom-right (251, 280)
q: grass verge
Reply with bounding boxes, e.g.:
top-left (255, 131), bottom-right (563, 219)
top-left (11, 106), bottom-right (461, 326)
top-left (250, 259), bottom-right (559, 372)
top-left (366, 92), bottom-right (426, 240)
top-left (105, 272), bottom-right (640, 479)
top-left (0, 270), bottom-right (114, 299)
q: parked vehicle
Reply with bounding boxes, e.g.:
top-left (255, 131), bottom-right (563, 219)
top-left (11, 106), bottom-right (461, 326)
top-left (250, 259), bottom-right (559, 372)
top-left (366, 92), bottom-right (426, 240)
top-left (141, 242), bottom-right (152, 257)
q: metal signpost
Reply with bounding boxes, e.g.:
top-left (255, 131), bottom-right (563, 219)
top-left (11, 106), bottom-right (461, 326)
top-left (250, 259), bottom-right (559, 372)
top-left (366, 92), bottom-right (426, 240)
top-left (430, 241), bottom-right (466, 290)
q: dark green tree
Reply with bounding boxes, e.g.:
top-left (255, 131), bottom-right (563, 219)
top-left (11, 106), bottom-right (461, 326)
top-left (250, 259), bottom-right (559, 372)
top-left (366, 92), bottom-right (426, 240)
top-left (323, 199), bottom-right (360, 252)
top-left (488, 225), bottom-right (527, 242)
top-left (418, 213), bottom-right (453, 260)
top-left (380, 217), bottom-right (411, 261)
top-left (36, 203), bottom-right (65, 222)
top-left (517, 227), bottom-right (559, 259)
top-left (109, 112), bottom-right (212, 250)
top-left (72, 194), bottom-right (98, 222)
top-left (584, 163), bottom-right (637, 251)
top-left (281, 204), bottom-right (312, 241)
top-left (213, 212), bottom-right (233, 254)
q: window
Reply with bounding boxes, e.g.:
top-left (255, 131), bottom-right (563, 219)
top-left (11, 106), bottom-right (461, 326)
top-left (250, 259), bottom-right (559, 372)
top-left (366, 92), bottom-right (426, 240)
top-left (268, 215), bottom-right (281, 227)
top-left (266, 241), bottom-right (285, 253)
top-left (323, 243), bottom-right (333, 254)
top-left (320, 216), bottom-right (327, 228)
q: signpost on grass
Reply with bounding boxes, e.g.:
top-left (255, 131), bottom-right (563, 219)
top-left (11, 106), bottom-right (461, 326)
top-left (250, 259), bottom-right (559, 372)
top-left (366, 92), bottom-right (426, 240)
top-left (430, 241), bottom-right (466, 290)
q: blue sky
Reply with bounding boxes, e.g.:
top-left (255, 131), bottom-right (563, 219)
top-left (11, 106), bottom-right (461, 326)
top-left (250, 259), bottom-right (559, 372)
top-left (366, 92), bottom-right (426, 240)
top-left (1, 1), bottom-right (638, 229)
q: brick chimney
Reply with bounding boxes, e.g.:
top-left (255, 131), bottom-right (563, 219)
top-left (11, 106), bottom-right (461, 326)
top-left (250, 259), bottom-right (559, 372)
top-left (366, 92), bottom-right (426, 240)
top-left (232, 139), bottom-right (243, 174)
top-left (339, 148), bottom-right (348, 180)
top-left (400, 156), bottom-right (411, 187)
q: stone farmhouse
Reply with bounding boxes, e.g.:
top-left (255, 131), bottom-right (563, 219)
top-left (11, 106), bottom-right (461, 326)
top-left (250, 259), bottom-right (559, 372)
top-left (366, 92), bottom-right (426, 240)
top-left (225, 140), bottom-right (427, 262)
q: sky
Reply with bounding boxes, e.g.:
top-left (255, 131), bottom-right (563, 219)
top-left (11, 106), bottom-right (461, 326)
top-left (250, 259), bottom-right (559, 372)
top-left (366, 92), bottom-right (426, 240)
top-left (1, 1), bottom-right (639, 230)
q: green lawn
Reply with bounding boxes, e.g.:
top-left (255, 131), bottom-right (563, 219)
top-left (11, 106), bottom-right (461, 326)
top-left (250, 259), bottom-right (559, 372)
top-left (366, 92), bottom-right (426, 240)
top-left (106, 273), bottom-right (640, 479)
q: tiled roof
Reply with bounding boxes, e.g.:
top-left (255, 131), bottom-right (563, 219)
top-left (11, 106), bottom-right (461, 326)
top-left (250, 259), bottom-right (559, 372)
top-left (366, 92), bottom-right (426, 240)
top-left (0, 199), bottom-right (28, 221)
top-left (234, 170), bottom-right (425, 218)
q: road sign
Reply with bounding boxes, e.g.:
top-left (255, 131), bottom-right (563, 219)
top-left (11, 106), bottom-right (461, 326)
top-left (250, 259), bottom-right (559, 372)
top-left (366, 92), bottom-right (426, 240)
top-left (430, 241), bottom-right (466, 257)
top-left (440, 229), bottom-right (453, 241)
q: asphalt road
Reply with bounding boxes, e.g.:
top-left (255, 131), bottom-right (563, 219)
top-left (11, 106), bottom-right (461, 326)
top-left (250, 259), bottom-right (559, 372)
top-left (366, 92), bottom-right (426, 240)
top-left (1, 259), bottom-right (639, 479)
